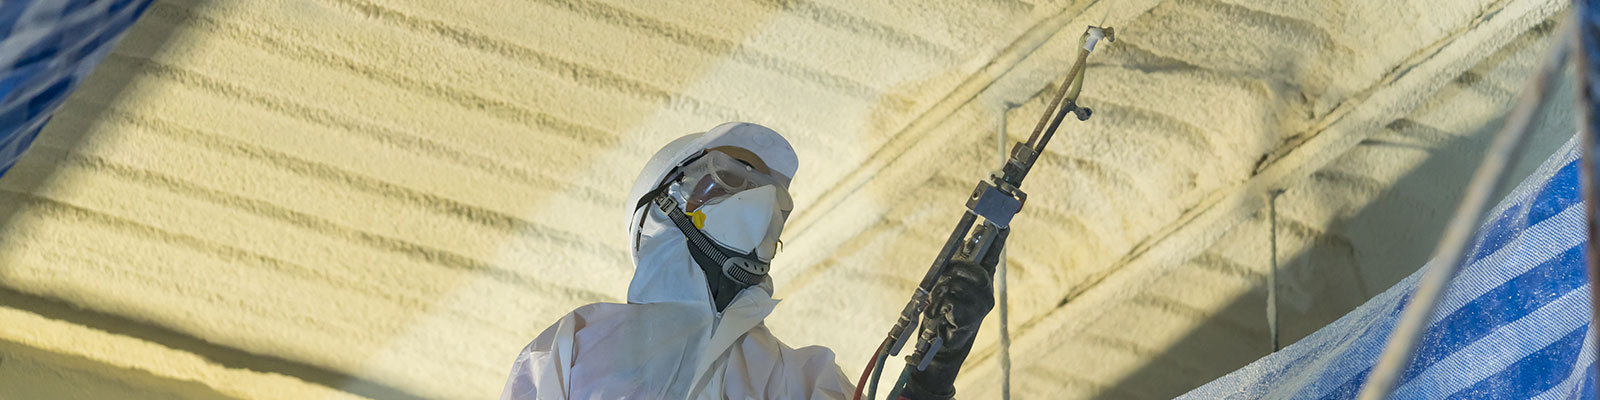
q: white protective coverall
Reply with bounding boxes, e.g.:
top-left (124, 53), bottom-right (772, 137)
top-left (500, 122), bottom-right (854, 400)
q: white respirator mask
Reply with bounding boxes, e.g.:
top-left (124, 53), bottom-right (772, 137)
top-left (695, 185), bottom-right (786, 261)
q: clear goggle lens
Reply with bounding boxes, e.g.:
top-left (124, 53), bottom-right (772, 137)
top-left (675, 151), bottom-right (793, 213)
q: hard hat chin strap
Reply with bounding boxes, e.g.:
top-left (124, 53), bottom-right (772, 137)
top-left (650, 192), bottom-right (769, 312)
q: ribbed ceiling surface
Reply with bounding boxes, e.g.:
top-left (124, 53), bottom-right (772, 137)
top-left (0, 0), bottom-right (1576, 398)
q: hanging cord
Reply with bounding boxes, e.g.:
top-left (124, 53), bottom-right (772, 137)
top-left (997, 102), bottom-right (1017, 400)
top-left (1356, 21), bottom-right (1573, 400)
top-left (1268, 189), bottom-right (1285, 353)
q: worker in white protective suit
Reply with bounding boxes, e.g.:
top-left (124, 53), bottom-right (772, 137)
top-left (499, 122), bottom-right (855, 399)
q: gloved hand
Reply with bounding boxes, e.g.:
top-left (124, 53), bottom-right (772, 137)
top-left (903, 229), bottom-right (1008, 400)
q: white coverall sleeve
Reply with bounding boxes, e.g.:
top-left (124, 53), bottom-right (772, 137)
top-left (780, 344), bottom-right (854, 400)
top-left (735, 326), bottom-right (854, 399)
top-left (500, 311), bottom-right (578, 400)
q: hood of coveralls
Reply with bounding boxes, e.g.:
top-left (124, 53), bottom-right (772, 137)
top-left (624, 122), bottom-right (799, 305)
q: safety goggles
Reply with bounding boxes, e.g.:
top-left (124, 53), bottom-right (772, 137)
top-left (673, 150), bottom-right (794, 213)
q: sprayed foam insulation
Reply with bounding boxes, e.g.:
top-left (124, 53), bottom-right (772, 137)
top-left (0, 0), bottom-right (1579, 398)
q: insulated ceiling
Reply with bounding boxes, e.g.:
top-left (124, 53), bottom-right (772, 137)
top-left (0, 0), bottom-right (1578, 398)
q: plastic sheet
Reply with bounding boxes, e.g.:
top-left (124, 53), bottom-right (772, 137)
top-left (1181, 134), bottom-right (1596, 399)
top-left (0, 0), bottom-right (154, 177)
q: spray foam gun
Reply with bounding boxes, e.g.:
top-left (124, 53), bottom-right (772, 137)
top-left (853, 25), bottom-right (1114, 400)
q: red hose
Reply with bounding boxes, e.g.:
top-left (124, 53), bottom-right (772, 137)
top-left (852, 339), bottom-right (888, 400)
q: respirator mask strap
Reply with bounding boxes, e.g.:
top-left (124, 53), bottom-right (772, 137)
top-left (650, 193), bottom-right (770, 285)
top-left (651, 193), bottom-right (769, 311)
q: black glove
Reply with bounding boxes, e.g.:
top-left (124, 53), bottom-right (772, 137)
top-left (903, 230), bottom-right (1007, 400)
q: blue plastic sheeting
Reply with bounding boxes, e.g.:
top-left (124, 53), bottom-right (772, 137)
top-left (0, 0), bottom-right (155, 178)
top-left (1180, 134), bottom-right (1596, 399)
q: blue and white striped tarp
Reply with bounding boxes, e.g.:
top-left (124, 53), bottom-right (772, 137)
top-left (0, 0), bottom-right (154, 177)
top-left (1181, 134), bottom-right (1596, 399)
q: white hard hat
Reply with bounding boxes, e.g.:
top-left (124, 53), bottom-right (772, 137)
top-left (626, 122), bottom-right (798, 263)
